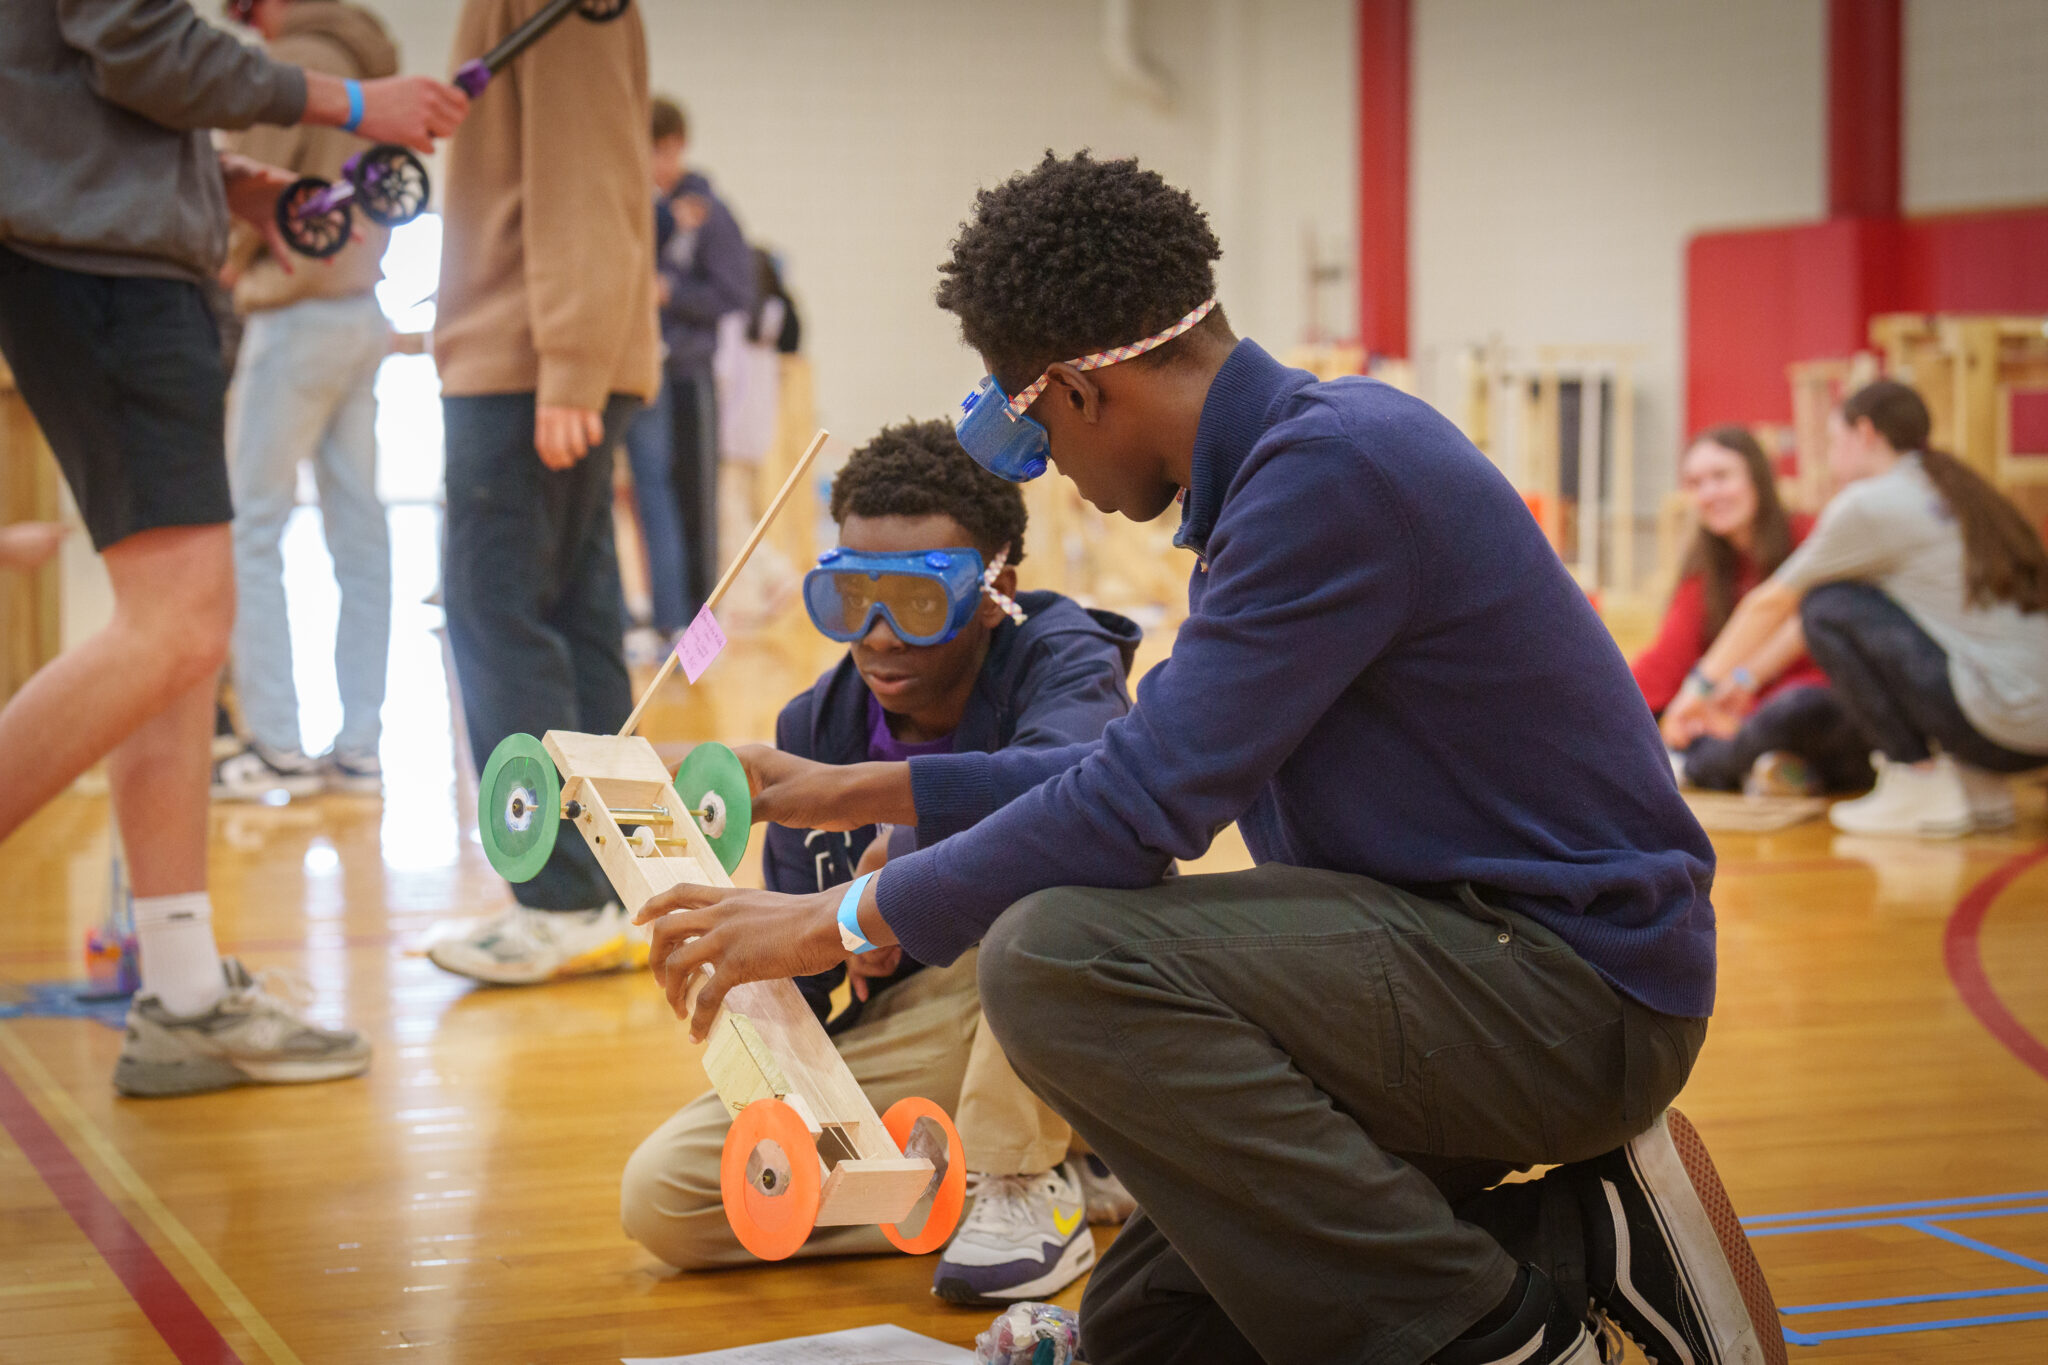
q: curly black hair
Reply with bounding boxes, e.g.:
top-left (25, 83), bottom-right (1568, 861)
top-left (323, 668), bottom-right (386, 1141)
top-left (829, 418), bottom-right (1028, 565)
top-left (936, 150), bottom-right (1224, 384)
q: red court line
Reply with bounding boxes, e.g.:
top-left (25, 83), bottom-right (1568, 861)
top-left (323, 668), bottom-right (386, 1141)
top-left (0, 1053), bottom-right (243, 1364)
top-left (1943, 843), bottom-right (2048, 1084)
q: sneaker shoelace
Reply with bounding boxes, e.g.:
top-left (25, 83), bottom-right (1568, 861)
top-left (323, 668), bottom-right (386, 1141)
top-left (246, 965), bottom-right (316, 1015)
top-left (960, 1174), bottom-right (1042, 1242)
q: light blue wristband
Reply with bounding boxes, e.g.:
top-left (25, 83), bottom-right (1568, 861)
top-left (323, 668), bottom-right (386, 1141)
top-left (837, 872), bottom-right (878, 955)
top-left (341, 78), bottom-right (364, 133)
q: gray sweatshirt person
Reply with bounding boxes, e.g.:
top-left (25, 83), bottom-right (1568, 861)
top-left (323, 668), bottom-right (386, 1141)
top-left (0, 0), bottom-right (309, 283)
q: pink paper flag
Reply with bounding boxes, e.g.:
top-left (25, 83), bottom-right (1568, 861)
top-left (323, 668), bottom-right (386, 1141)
top-left (676, 605), bottom-right (727, 683)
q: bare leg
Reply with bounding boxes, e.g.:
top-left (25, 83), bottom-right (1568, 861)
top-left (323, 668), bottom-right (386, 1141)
top-left (0, 524), bottom-right (232, 871)
top-left (109, 672), bottom-right (219, 896)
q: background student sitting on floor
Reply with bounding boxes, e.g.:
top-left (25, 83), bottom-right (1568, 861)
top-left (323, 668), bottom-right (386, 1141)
top-left (1639, 425), bottom-right (1872, 795)
top-left (621, 418), bottom-right (1140, 1305)
top-left (1669, 379), bottom-right (2048, 837)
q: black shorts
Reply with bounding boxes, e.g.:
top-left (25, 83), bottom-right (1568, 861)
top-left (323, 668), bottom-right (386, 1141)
top-left (0, 244), bottom-right (232, 550)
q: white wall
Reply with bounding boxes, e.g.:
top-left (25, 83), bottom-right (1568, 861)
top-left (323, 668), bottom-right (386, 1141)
top-left (1903, 0), bottom-right (2048, 212)
top-left (1411, 0), bottom-right (1826, 517)
top-left (370, 0), bottom-right (1356, 450)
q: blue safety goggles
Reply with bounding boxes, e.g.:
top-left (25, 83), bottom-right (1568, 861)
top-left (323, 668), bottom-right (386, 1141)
top-left (803, 547), bottom-right (989, 646)
top-left (953, 376), bottom-right (1050, 483)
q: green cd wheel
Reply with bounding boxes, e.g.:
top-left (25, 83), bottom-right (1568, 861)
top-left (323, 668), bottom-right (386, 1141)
top-left (479, 733), bottom-right (560, 883)
top-left (674, 741), bottom-right (752, 875)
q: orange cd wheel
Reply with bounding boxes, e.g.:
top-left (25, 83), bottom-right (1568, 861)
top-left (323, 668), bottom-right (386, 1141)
top-left (720, 1098), bottom-right (821, 1261)
top-left (878, 1096), bottom-right (967, 1255)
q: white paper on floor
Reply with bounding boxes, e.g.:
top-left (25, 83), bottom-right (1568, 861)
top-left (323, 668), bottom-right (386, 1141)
top-left (623, 1322), bottom-right (974, 1365)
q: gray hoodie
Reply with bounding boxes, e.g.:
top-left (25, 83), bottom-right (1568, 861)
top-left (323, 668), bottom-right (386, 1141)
top-left (0, 0), bottom-right (308, 282)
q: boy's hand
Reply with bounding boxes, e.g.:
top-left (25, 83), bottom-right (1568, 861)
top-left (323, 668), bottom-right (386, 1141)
top-left (218, 154), bottom-right (302, 272)
top-left (636, 884), bottom-right (849, 1041)
top-left (304, 72), bottom-right (467, 154)
top-left (0, 522), bottom-right (68, 570)
top-left (535, 406), bottom-right (603, 469)
top-left (736, 745), bottom-right (917, 831)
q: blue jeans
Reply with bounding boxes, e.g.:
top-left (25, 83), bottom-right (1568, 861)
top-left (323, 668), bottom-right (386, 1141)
top-left (443, 391), bottom-right (640, 910)
top-left (624, 378), bottom-right (686, 632)
top-left (225, 294), bottom-right (392, 757)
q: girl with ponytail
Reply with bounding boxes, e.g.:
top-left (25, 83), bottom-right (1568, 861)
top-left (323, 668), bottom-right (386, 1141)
top-left (1667, 379), bottom-right (2048, 836)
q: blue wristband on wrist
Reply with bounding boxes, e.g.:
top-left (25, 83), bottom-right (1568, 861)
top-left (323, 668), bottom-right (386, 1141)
top-left (341, 78), bottom-right (364, 133)
top-left (837, 872), bottom-right (878, 954)
top-left (1730, 665), bottom-right (1755, 691)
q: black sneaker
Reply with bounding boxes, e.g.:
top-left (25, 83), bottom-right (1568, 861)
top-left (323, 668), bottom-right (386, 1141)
top-left (1434, 1265), bottom-right (1609, 1365)
top-left (1566, 1108), bottom-right (1786, 1365)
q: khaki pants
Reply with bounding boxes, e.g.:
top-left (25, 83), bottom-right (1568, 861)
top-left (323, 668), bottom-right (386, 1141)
top-left (620, 948), bottom-right (1073, 1269)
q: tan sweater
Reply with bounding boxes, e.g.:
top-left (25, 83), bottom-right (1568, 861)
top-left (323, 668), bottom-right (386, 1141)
top-left (433, 0), bottom-right (659, 409)
top-left (226, 3), bottom-right (400, 313)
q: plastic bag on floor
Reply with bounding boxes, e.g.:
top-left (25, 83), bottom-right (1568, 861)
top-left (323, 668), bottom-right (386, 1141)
top-left (973, 1302), bottom-right (1083, 1364)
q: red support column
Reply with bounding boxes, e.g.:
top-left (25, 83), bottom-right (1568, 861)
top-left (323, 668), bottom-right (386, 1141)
top-left (1356, 0), bottom-right (1410, 358)
top-left (1828, 0), bottom-right (1902, 219)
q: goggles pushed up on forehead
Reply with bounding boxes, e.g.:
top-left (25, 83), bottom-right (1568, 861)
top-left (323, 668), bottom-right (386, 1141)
top-left (952, 298), bottom-right (1219, 483)
top-left (803, 546), bottom-right (1026, 647)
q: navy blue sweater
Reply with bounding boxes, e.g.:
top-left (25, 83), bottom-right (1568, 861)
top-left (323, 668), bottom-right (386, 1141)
top-left (656, 170), bottom-right (753, 377)
top-left (765, 591), bottom-right (1140, 1028)
top-left (880, 340), bottom-right (1718, 1019)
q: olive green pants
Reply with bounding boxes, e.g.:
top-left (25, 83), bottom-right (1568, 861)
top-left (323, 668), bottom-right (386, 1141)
top-left (978, 863), bottom-right (1708, 1365)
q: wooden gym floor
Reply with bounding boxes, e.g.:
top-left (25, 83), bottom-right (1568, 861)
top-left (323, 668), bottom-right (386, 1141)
top-left (3, 507), bottom-right (2047, 1364)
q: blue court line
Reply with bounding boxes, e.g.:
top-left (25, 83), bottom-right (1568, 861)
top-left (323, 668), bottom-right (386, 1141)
top-left (1782, 1283), bottom-right (2048, 1314)
top-left (1747, 1203), bottom-right (2048, 1237)
top-left (1744, 1189), bottom-right (2048, 1225)
top-left (1906, 1220), bottom-right (2048, 1278)
top-left (1781, 1308), bottom-right (2048, 1346)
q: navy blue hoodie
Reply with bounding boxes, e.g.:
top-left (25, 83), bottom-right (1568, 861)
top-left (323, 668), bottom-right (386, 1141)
top-left (766, 590), bottom-right (1141, 1028)
top-left (879, 340), bottom-right (1719, 1020)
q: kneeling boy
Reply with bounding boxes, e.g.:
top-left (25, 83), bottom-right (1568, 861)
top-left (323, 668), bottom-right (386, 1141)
top-left (621, 419), bottom-right (1139, 1303)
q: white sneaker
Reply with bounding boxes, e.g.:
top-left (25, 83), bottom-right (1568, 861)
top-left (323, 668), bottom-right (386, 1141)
top-left (113, 957), bottom-right (370, 1097)
top-left (323, 748), bottom-right (383, 797)
top-left (933, 1160), bottom-right (1095, 1305)
top-left (1956, 763), bottom-right (2017, 831)
top-left (1828, 753), bottom-right (1974, 838)
top-left (1075, 1152), bottom-right (1136, 1224)
top-left (211, 741), bottom-right (325, 802)
top-left (425, 903), bottom-right (640, 985)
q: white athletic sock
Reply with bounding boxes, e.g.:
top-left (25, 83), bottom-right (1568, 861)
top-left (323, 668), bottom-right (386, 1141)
top-left (133, 893), bottom-right (227, 1016)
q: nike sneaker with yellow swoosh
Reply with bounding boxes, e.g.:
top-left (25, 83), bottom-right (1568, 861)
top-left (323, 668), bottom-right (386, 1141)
top-left (933, 1159), bottom-right (1095, 1305)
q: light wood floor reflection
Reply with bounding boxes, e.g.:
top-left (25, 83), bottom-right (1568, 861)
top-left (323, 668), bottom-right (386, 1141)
top-left (3, 507), bottom-right (2046, 1363)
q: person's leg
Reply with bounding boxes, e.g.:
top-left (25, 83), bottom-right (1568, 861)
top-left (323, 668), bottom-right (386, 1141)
top-left (623, 379), bottom-right (687, 633)
top-left (1803, 583), bottom-right (2037, 834)
top-left (932, 1011), bottom-right (1093, 1304)
top-left (668, 369), bottom-right (719, 621)
top-left (621, 951), bottom-right (981, 1268)
top-left (956, 1012), bottom-right (1074, 1176)
top-left (441, 392), bottom-right (613, 912)
top-left (309, 297), bottom-right (394, 762)
top-left (0, 526), bottom-right (231, 843)
top-left (549, 395), bottom-right (637, 740)
top-left (224, 306), bottom-right (336, 759)
top-left (1680, 686), bottom-right (1874, 793)
top-left (1800, 582), bottom-right (1958, 764)
top-left (979, 865), bottom-right (1702, 1365)
top-left (0, 251), bottom-right (365, 1092)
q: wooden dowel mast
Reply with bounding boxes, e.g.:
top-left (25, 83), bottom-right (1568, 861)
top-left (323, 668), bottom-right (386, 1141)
top-left (617, 429), bottom-right (830, 737)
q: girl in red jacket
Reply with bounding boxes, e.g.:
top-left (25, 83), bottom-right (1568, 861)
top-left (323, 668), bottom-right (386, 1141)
top-left (1635, 427), bottom-right (1872, 793)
